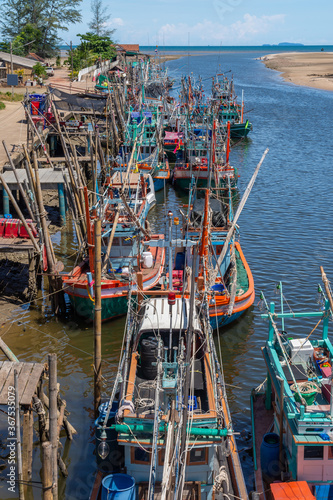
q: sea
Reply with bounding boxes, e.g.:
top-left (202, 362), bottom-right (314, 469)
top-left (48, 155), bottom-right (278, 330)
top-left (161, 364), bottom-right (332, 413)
top-left (1, 47), bottom-right (333, 498)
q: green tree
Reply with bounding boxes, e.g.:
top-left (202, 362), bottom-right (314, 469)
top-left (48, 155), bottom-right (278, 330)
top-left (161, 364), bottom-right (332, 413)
top-left (89, 0), bottom-right (114, 38)
top-left (0, 0), bottom-right (28, 40)
top-left (0, 0), bottom-right (82, 57)
top-left (32, 62), bottom-right (47, 77)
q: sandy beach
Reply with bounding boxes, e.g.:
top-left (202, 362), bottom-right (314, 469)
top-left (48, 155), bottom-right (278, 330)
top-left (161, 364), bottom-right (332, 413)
top-left (261, 51), bottom-right (333, 91)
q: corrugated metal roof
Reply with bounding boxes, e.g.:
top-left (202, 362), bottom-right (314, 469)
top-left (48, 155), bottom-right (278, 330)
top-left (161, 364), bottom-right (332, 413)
top-left (0, 51), bottom-right (36, 68)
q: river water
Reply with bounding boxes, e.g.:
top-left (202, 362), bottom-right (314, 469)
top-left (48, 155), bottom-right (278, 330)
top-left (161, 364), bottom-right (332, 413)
top-left (1, 51), bottom-right (333, 499)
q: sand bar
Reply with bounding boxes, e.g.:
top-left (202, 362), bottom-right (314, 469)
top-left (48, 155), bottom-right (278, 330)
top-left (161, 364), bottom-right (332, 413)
top-left (261, 52), bottom-right (333, 91)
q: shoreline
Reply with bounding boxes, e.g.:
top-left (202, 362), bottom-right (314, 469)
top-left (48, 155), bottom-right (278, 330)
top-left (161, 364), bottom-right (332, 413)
top-left (260, 51), bottom-right (333, 92)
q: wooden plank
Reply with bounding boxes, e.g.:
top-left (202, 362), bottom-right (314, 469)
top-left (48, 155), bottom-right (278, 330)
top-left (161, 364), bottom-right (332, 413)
top-left (16, 363), bottom-right (34, 403)
top-left (0, 362), bottom-right (23, 405)
top-left (0, 361), bottom-right (13, 394)
top-left (20, 363), bottom-right (44, 405)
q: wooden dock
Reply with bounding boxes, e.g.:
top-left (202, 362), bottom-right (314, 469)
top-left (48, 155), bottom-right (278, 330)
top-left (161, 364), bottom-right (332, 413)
top-left (0, 167), bottom-right (72, 190)
top-left (0, 361), bottom-right (44, 406)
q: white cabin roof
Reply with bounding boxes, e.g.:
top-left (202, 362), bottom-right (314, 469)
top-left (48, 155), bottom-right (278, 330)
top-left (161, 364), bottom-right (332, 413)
top-left (140, 298), bottom-right (200, 333)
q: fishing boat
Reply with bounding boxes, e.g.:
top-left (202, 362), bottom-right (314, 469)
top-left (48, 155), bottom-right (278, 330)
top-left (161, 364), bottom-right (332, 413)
top-left (136, 148), bottom-right (171, 192)
top-left (251, 281), bottom-right (333, 499)
top-left (173, 120), bottom-right (237, 193)
top-left (90, 293), bottom-right (248, 499)
top-left (62, 173), bottom-right (164, 321)
top-left (180, 187), bottom-right (254, 329)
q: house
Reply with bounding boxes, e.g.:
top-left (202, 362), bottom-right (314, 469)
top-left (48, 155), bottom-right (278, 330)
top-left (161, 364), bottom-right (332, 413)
top-left (116, 44), bottom-right (140, 56)
top-left (0, 51), bottom-right (37, 83)
top-left (27, 52), bottom-right (45, 64)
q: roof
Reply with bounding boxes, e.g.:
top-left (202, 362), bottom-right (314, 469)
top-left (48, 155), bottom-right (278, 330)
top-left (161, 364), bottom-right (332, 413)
top-left (270, 481), bottom-right (315, 500)
top-left (0, 51), bottom-right (36, 68)
top-left (28, 52), bottom-right (45, 63)
top-left (117, 44), bottom-right (140, 53)
top-left (140, 298), bottom-right (201, 332)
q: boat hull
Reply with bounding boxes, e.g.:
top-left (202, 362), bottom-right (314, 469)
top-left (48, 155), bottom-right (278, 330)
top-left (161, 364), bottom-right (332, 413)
top-left (230, 122), bottom-right (252, 138)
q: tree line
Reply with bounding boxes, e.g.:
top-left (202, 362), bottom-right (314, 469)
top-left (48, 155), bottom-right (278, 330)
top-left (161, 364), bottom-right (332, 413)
top-left (0, 0), bottom-right (116, 62)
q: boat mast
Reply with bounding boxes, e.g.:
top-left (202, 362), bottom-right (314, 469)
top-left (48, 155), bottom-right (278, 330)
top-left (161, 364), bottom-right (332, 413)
top-left (177, 248), bottom-right (197, 500)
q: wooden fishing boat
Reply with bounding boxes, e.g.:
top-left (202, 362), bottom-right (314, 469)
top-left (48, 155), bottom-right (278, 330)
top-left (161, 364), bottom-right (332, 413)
top-left (251, 283), bottom-right (333, 499)
top-left (163, 131), bottom-right (184, 162)
top-left (90, 295), bottom-right (248, 500)
top-left (62, 173), bottom-right (161, 322)
top-left (62, 234), bottom-right (165, 322)
top-left (182, 189), bottom-right (254, 329)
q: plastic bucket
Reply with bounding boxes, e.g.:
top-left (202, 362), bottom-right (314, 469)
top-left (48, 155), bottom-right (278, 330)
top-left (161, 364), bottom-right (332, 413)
top-left (101, 474), bottom-right (135, 500)
top-left (260, 432), bottom-right (280, 481)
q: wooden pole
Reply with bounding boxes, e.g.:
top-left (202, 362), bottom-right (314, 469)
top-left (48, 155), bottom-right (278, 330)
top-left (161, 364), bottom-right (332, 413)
top-left (48, 354), bottom-right (58, 499)
top-left (22, 145), bottom-right (37, 194)
top-left (277, 376), bottom-right (285, 471)
top-left (42, 442), bottom-right (53, 500)
top-left (2, 140), bottom-right (35, 221)
top-left (32, 153), bottom-right (55, 273)
top-left (84, 186), bottom-right (94, 273)
top-left (320, 266), bottom-right (333, 313)
top-left (0, 173), bottom-right (40, 253)
top-left (22, 408), bottom-right (33, 485)
top-left (137, 271), bottom-right (143, 307)
top-left (94, 218), bottom-right (102, 417)
top-left (102, 210), bottom-right (120, 273)
top-left (90, 132), bottom-right (97, 205)
top-left (14, 370), bottom-right (25, 499)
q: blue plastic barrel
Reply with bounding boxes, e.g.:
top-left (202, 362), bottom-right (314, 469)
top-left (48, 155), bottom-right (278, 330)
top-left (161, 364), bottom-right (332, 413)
top-left (260, 432), bottom-right (280, 481)
top-left (101, 474), bottom-right (135, 500)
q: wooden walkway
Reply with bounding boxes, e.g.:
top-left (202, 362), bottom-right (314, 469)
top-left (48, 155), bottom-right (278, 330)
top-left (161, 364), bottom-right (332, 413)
top-left (0, 168), bottom-right (71, 190)
top-left (0, 361), bottom-right (44, 406)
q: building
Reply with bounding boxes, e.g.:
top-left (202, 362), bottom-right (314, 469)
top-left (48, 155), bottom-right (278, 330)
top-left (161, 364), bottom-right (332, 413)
top-left (0, 51), bottom-right (37, 83)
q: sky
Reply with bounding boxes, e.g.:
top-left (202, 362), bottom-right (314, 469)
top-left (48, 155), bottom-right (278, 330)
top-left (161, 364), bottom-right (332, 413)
top-left (60, 0), bottom-right (333, 46)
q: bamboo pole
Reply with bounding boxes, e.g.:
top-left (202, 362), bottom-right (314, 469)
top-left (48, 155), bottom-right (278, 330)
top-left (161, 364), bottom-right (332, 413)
top-left (83, 186), bottom-right (94, 273)
top-left (48, 354), bottom-right (58, 499)
top-left (24, 104), bottom-right (54, 166)
top-left (0, 173), bottom-right (40, 253)
top-left (42, 442), bottom-right (53, 500)
top-left (22, 145), bottom-right (37, 194)
top-left (94, 218), bottom-right (102, 417)
top-left (90, 132), bottom-right (97, 205)
top-left (32, 153), bottom-right (55, 272)
top-left (14, 370), bottom-right (25, 499)
top-left (102, 210), bottom-right (120, 273)
top-left (2, 140), bottom-right (35, 221)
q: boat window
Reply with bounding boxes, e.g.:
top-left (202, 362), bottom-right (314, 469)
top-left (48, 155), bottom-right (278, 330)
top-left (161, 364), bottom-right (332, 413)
top-left (112, 237), bottom-right (120, 246)
top-left (188, 447), bottom-right (208, 465)
top-left (304, 446), bottom-right (323, 460)
top-left (328, 447), bottom-right (333, 459)
top-left (122, 237), bottom-right (132, 246)
top-left (131, 447), bottom-right (151, 464)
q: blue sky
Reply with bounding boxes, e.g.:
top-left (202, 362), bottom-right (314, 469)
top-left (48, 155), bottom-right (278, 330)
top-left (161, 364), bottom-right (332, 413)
top-left (60, 0), bottom-right (333, 46)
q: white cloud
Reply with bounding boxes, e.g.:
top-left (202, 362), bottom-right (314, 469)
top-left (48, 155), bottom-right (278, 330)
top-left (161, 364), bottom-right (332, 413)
top-left (112, 17), bottom-right (125, 27)
top-left (158, 14), bottom-right (286, 44)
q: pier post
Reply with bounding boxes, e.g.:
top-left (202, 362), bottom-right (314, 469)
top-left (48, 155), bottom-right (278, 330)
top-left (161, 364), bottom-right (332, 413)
top-left (57, 183), bottom-right (66, 225)
top-left (42, 442), bottom-right (53, 500)
top-left (94, 218), bottom-right (102, 417)
top-left (48, 354), bottom-right (58, 499)
top-left (22, 408), bottom-right (33, 483)
top-left (3, 188), bottom-right (9, 215)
